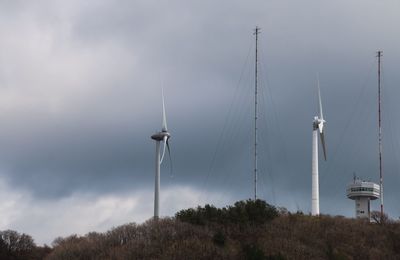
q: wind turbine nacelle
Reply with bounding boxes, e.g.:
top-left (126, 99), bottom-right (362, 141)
top-left (313, 117), bottom-right (325, 130)
top-left (313, 117), bottom-right (320, 129)
top-left (313, 117), bottom-right (325, 124)
top-left (151, 131), bottom-right (170, 141)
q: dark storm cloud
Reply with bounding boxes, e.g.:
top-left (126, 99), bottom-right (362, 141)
top-left (0, 0), bottom-right (400, 219)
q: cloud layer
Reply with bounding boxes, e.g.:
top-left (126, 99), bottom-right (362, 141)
top-left (0, 177), bottom-right (229, 245)
top-left (0, 0), bottom-right (400, 244)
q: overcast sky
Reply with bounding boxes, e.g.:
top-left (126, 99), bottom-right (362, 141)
top-left (0, 0), bottom-right (400, 245)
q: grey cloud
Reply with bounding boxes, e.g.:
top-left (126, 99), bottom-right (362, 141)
top-left (0, 0), bottom-right (399, 221)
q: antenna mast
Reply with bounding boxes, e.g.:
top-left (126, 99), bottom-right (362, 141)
top-left (377, 50), bottom-right (384, 220)
top-left (254, 26), bottom-right (260, 200)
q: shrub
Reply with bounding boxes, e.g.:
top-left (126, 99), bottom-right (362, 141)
top-left (212, 230), bottom-right (226, 247)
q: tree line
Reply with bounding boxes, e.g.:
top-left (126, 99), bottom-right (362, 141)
top-left (1, 199), bottom-right (400, 259)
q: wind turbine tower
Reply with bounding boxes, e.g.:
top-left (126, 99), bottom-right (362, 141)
top-left (151, 90), bottom-right (171, 219)
top-left (311, 77), bottom-right (327, 216)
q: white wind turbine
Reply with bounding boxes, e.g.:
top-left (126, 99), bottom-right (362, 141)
top-left (311, 76), bottom-right (327, 216)
top-left (151, 89), bottom-right (171, 219)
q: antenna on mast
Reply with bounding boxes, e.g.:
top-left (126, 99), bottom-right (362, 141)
top-left (254, 26), bottom-right (260, 200)
top-left (377, 50), bottom-right (384, 220)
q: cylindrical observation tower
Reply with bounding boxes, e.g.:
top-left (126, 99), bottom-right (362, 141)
top-left (346, 178), bottom-right (380, 219)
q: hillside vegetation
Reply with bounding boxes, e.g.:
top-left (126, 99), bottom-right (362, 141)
top-left (2, 199), bottom-right (400, 259)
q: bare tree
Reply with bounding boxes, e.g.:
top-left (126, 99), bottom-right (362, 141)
top-left (371, 211), bottom-right (390, 224)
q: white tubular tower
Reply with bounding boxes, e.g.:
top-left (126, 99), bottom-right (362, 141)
top-left (311, 119), bottom-right (319, 215)
top-left (154, 140), bottom-right (161, 218)
top-left (311, 77), bottom-right (327, 216)
top-left (151, 91), bottom-right (171, 219)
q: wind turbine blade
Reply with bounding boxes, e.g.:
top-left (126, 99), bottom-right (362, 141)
top-left (317, 74), bottom-right (324, 120)
top-left (319, 131), bottom-right (327, 161)
top-left (166, 139), bottom-right (173, 177)
top-left (160, 137), bottom-right (167, 164)
top-left (162, 88), bottom-right (168, 132)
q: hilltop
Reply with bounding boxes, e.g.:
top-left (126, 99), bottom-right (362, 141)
top-left (1, 200), bottom-right (400, 259)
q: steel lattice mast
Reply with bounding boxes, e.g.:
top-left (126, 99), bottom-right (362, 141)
top-left (254, 26), bottom-right (260, 200)
top-left (377, 50), bottom-right (384, 220)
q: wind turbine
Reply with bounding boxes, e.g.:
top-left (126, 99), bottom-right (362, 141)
top-left (311, 76), bottom-right (327, 216)
top-left (151, 89), bottom-right (171, 219)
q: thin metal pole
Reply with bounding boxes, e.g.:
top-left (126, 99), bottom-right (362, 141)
top-left (377, 50), bottom-right (384, 220)
top-left (254, 26), bottom-right (260, 200)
